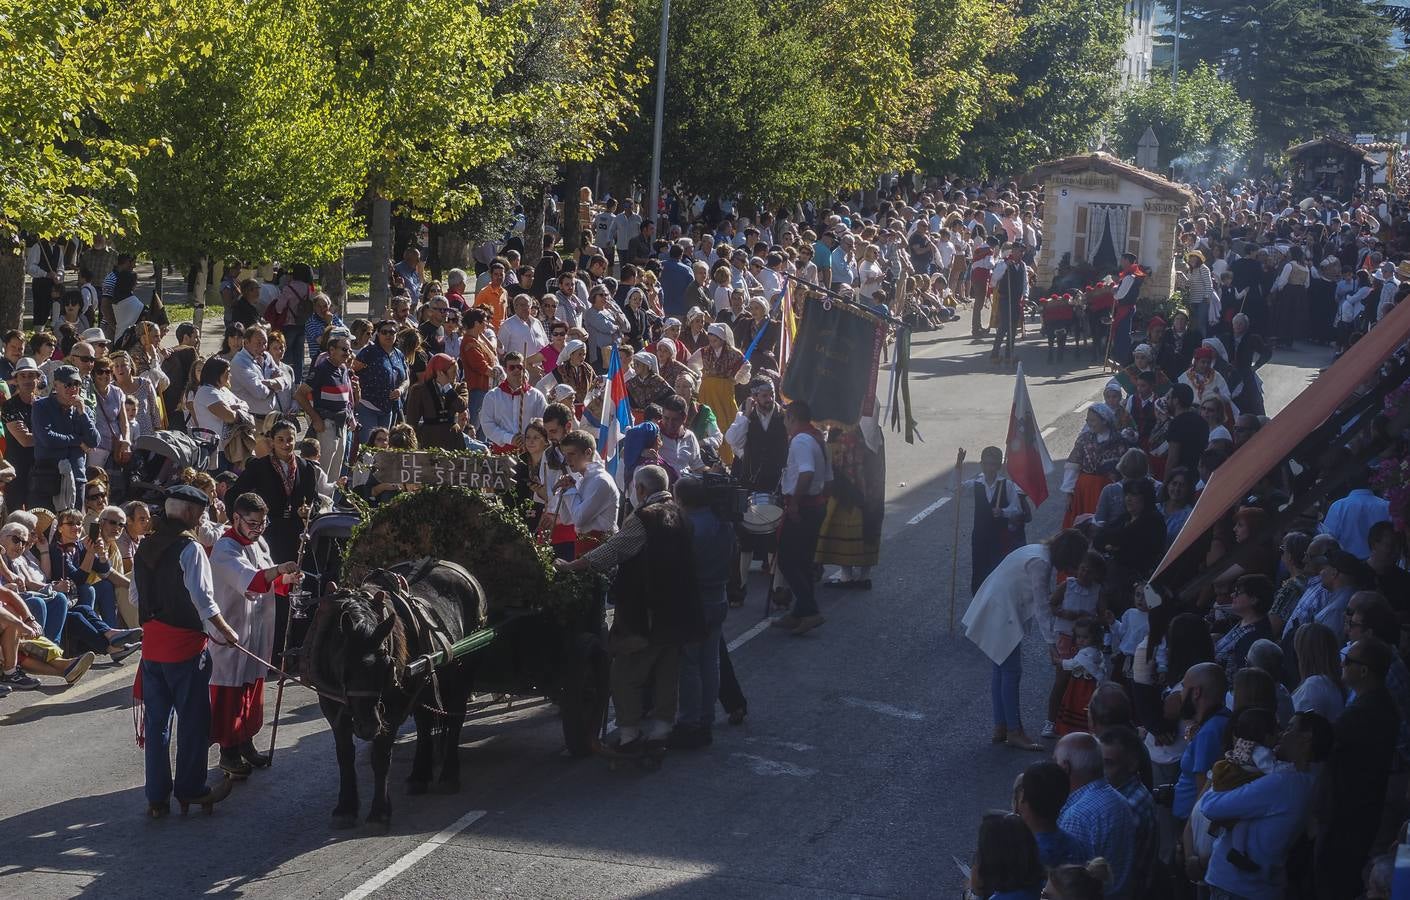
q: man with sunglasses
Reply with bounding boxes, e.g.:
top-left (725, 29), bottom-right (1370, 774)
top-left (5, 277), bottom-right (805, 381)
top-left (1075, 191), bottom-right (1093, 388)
top-left (297, 334), bottom-right (357, 483)
top-left (31, 365), bottom-right (99, 511)
top-left (480, 351), bottom-right (546, 454)
top-left (351, 319), bottom-right (408, 445)
top-left (209, 492), bottom-right (302, 778)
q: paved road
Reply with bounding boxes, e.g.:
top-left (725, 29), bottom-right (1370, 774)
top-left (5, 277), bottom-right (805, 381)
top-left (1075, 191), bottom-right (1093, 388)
top-left (0, 321), bottom-right (1327, 899)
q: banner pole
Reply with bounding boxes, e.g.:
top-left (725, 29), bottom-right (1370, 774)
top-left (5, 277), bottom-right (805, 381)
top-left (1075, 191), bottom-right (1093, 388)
top-left (950, 447), bottom-right (965, 634)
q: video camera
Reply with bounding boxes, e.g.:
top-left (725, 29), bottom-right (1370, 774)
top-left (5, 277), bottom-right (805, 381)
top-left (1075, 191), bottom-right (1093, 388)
top-left (698, 471), bottom-right (751, 524)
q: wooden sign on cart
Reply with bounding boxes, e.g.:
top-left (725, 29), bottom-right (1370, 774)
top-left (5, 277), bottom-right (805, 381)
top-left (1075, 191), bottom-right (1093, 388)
top-left (372, 450), bottom-right (518, 494)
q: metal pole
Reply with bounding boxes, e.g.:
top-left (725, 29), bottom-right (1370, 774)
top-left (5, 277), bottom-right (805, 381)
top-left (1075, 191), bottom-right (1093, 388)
top-left (1171, 0), bottom-right (1181, 89)
top-left (647, 0), bottom-right (671, 234)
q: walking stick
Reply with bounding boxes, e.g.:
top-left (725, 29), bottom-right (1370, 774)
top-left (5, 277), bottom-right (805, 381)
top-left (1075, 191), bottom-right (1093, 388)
top-left (267, 506), bottom-right (312, 766)
top-left (950, 447), bottom-right (965, 634)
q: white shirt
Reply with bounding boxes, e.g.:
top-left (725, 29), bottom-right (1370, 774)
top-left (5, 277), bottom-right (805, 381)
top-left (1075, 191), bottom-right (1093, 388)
top-left (724, 407), bottom-right (778, 460)
top-left (562, 460), bottom-right (619, 535)
top-left (191, 384), bottom-right (247, 436)
top-left (1291, 674), bottom-right (1344, 722)
top-left (479, 383), bottom-right (547, 447)
top-left (660, 428), bottom-right (704, 473)
top-left (781, 431), bottom-right (829, 496)
top-left (756, 267), bottom-right (782, 300)
top-left (498, 314), bottom-right (549, 361)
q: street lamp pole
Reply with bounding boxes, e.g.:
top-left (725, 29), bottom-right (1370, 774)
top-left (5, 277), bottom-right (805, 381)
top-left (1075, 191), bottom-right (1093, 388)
top-left (647, 0), bottom-right (671, 231)
top-left (1171, 0), bottom-right (1181, 90)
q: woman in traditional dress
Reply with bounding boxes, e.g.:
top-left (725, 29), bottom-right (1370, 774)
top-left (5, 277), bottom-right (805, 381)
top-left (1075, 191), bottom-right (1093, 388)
top-left (626, 352), bottom-right (673, 421)
top-left (1116, 343), bottom-right (1170, 397)
top-left (1178, 342), bottom-right (1233, 413)
top-left (403, 352), bottom-right (469, 450)
top-left (816, 418), bottom-right (885, 590)
top-left (1060, 403), bottom-right (1128, 530)
top-left (691, 323), bottom-right (748, 465)
top-left (1102, 380), bottom-right (1135, 436)
top-left (534, 339), bottom-right (593, 416)
top-left (208, 492), bottom-right (302, 778)
top-left (680, 307), bottom-right (711, 356)
top-left (674, 372), bottom-right (722, 455)
top-left (655, 340), bottom-right (690, 390)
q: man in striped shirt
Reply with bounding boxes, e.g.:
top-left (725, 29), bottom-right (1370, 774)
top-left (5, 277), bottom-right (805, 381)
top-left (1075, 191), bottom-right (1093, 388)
top-left (296, 333), bottom-right (356, 483)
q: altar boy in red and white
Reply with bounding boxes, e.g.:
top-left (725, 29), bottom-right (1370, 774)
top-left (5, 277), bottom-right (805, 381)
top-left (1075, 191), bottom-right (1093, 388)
top-left (209, 492), bottom-right (303, 779)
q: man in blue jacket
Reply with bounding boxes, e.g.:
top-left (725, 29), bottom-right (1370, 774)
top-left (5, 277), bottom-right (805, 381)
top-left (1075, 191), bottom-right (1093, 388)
top-left (31, 365), bottom-right (100, 510)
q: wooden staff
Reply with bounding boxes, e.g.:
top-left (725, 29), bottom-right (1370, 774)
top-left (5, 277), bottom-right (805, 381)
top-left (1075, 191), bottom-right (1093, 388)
top-left (267, 504), bottom-right (312, 766)
top-left (950, 447), bottom-right (965, 634)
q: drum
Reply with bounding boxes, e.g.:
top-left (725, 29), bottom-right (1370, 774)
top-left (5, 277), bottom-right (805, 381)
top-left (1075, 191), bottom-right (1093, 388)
top-left (741, 492), bottom-right (783, 535)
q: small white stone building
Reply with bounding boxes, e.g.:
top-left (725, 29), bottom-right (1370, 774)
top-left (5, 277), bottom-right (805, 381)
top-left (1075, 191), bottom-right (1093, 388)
top-left (1026, 152), bottom-right (1195, 304)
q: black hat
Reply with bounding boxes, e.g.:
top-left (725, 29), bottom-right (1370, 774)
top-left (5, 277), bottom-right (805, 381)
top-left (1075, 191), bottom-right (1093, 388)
top-left (165, 484), bottom-right (210, 508)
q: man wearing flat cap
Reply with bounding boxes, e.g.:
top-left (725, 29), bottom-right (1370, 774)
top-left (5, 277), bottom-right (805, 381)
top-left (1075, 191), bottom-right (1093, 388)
top-left (133, 484), bottom-right (240, 817)
top-left (31, 364), bottom-right (100, 510)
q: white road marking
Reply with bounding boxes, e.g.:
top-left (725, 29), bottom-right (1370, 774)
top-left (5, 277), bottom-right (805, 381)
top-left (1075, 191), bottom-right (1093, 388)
top-left (730, 753), bottom-right (818, 778)
top-left (727, 618), bottom-right (773, 653)
top-left (840, 696), bottom-right (925, 721)
top-left (744, 737), bottom-right (816, 752)
top-left (1041, 426), bottom-right (1058, 441)
top-left (906, 495), bottom-right (951, 526)
top-left (341, 809), bottom-right (487, 900)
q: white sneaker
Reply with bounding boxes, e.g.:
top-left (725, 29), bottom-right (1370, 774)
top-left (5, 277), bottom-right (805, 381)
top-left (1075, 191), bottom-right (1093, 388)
top-left (613, 726), bottom-right (641, 748)
top-left (1040, 721), bottom-right (1057, 739)
top-left (642, 718), bottom-right (673, 742)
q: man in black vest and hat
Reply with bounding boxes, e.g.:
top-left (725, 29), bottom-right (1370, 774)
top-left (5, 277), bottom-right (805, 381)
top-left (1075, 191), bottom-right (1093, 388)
top-left (724, 377), bottom-right (789, 606)
top-left (133, 484), bottom-right (239, 817)
top-left (557, 464), bottom-right (704, 753)
top-left (989, 241), bottom-right (1028, 365)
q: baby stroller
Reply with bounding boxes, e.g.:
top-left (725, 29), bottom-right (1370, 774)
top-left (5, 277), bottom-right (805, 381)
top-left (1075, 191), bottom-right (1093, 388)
top-left (127, 430), bottom-right (212, 499)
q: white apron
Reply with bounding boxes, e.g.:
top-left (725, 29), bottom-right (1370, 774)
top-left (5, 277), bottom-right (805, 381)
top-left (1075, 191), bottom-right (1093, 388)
top-left (209, 533), bottom-right (277, 688)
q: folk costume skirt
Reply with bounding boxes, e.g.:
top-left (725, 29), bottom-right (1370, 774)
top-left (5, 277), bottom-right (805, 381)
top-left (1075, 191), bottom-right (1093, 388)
top-left (1062, 471), bottom-right (1107, 530)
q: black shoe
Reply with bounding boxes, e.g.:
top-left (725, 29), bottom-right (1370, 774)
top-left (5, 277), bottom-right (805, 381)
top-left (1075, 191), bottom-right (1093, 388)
top-left (727, 704), bottom-right (747, 726)
top-left (668, 725), bottom-right (713, 750)
top-left (238, 739), bottom-right (271, 769)
top-left (0, 668), bottom-right (40, 689)
top-left (219, 748), bottom-right (252, 780)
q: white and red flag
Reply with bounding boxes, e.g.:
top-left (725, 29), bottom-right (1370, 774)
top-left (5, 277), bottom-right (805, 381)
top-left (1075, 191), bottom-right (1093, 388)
top-left (1005, 363), bottom-right (1052, 506)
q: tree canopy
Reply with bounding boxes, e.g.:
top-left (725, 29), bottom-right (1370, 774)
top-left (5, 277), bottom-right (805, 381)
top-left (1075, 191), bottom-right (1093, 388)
top-left (945, 0), bottom-right (1125, 178)
top-left (1166, 0), bottom-right (1410, 161)
top-left (1109, 63), bottom-right (1254, 177)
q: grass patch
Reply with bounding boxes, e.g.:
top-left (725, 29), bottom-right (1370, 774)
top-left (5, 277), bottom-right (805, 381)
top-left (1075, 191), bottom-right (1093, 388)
top-left (164, 304), bottom-right (196, 324)
top-left (346, 275), bottom-right (371, 296)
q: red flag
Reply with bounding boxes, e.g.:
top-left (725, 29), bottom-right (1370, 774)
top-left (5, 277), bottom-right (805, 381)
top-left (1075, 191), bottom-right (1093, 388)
top-left (1005, 363), bottom-right (1052, 507)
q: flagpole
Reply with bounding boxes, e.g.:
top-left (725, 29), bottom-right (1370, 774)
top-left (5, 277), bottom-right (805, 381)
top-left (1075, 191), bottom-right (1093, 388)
top-left (950, 446), bottom-right (965, 634)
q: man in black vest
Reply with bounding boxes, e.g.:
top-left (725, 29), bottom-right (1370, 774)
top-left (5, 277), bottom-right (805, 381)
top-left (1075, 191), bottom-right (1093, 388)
top-left (133, 485), bottom-right (239, 817)
top-left (25, 236), bottom-right (64, 328)
top-left (557, 465), bottom-right (704, 752)
top-left (989, 242), bottom-right (1027, 365)
top-left (724, 378), bottom-right (789, 606)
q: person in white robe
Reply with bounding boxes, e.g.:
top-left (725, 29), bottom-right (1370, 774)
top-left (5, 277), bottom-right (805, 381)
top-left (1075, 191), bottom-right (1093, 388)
top-left (208, 492), bottom-right (302, 778)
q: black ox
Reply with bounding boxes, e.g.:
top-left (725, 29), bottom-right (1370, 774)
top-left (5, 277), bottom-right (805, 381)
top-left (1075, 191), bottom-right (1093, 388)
top-left (302, 559), bottom-right (486, 829)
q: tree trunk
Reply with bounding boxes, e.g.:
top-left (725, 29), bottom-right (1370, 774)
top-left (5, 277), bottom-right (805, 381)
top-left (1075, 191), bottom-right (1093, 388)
top-left (437, 233), bottom-right (472, 275)
top-left (320, 251), bottom-right (347, 315)
top-left (0, 248), bottom-right (24, 332)
top-left (191, 254), bottom-right (209, 339)
top-left (370, 188), bottom-right (392, 316)
top-left (522, 185), bottom-right (548, 269)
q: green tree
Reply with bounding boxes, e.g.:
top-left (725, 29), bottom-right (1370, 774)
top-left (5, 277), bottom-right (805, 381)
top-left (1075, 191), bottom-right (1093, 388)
top-left (913, 0), bottom-right (1015, 169)
top-left (0, 0), bottom-right (202, 327)
top-left (1167, 0), bottom-right (1409, 162)
top-left (606, 0), bottom-right (833, 201)
top-left (947, 0), bottom-right (1126, 177)
top-left (1109, 63), bottom-right (1254, 175)
top-left (112, 0), bottom-right (379, 305)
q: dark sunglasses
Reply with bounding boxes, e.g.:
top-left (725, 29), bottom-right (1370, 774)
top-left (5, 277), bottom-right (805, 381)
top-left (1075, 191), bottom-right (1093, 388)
top-left (69, 354), bottom-right (94, 362)
top-left (378, 329), bottom-right (397, 336)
